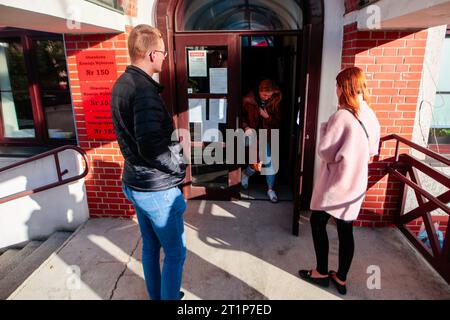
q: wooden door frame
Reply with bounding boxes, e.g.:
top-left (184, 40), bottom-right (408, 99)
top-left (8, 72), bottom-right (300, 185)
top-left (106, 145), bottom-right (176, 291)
top-left (173, 33), bottom-right (241, 200)
top-left (156, 0), bottom-right (324, 235)
top-left (0, 28), bottom-right (77, 148)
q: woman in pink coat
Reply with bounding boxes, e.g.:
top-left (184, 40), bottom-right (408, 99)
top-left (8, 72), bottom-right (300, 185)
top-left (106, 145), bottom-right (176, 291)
top-left (298, 67), bottom-right (380, 295)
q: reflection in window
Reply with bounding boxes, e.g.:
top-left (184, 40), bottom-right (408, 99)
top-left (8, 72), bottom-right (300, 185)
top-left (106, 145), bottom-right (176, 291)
top-left (242, 36), bottom-right (274, 47)
top-left (187, 46), bottom-right (228, 94)
top-left (177, 0), bottom-right (302, 31)
top-left (429, 36), bottom-right (450, 147)
top-left (34, 39), bottom-right (76, 140)
top-left (0, 39), bottom-right (35, 138)
top-left (86, 0), bottom-right (125, 11)
top-left (184, 45), bottom-right (230, 188)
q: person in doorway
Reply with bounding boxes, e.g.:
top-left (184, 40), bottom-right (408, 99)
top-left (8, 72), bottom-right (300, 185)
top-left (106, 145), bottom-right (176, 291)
top-left (298, 67), bottom-right (380, 295)
top-left (241, 79), bottom-right (282, 203)
top-left (111, 24), bottom-right (187, 300)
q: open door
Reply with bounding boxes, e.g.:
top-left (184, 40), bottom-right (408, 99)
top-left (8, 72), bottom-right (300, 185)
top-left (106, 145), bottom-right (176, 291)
top-left (292, 22), bottom-right (323, 236)
top-left (292, 25), bottom-right (311, 236)
top-left (174, 34), bottom-right (240, 200)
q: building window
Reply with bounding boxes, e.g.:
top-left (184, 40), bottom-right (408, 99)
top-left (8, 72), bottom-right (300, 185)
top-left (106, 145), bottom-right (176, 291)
top-left (0, 29), bottom-right (76, 147)
top-left (85, 0), bottom-right (125, 13)
top-left (176, 0), bottom-right (303, 31)
top-left (0, 38), bottom-right (36, 138)
top-left (429, 33), bottom-right (450, 154)
top-left (33, 39), bottom-right (76, 140)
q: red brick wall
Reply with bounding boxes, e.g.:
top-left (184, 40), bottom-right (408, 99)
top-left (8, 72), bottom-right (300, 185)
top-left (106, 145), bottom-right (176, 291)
top-left (65, 20), bottom-right (135, 217)
top-left (408, 216), bottom-right (448, 238)
top-left (341, 22), bottom-right (428, 227)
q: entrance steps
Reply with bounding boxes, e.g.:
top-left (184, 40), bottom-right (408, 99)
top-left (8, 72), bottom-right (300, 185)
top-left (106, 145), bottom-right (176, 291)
top-left (0, 232), bottom-right (72, 299)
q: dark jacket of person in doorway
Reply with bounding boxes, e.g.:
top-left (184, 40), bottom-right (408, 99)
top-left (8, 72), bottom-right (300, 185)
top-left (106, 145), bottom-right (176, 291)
top-left (242, 79), bottom-right (282, 135)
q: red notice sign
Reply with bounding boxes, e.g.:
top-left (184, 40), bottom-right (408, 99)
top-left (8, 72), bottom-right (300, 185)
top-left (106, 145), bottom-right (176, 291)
top-left (86, 121), bottom-right (116, 140)
top-left (81, 82), bottom-right (113, 112)
top-left (84, 111), bottom-right (116, 140)
top-left (76, 50), bottom-right (118, 140)
top-left (76, 50), bottom-right (117, 81)
top-left (80, 81), bottom-right (116, 140)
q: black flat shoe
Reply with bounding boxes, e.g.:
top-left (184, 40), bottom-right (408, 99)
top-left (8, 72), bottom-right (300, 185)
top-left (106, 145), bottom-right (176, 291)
top-left (329, 270), bottom-right (347, 295)
top-left (298, 270), bottom-right (329, 288)
top-left (179, 291), bottom-right (185, 300)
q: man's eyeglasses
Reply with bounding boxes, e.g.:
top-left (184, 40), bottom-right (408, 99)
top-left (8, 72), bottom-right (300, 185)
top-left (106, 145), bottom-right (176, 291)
top-left (153, 50), bottom-right (168, 58)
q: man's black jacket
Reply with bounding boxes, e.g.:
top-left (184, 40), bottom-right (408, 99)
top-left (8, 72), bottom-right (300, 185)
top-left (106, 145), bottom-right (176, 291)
top-left (111, 65), bottom-right (185, 191)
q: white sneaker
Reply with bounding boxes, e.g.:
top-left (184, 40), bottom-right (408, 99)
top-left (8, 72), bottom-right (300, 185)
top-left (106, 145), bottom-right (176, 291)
top-left (241, 171), bottom-right (249, 189)
top-left (267, 190), bottom-right (278, 203)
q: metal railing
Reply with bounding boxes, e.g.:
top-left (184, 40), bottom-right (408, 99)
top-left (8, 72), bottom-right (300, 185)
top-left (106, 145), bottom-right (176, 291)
top-left (380, 134), bottom-right (450, 284)
top-left (0, 145), bottom-right (89, 205)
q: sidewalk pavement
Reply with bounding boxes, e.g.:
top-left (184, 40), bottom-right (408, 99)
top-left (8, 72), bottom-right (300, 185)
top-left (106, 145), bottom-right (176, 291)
top-left (8, 200), bottom-right (450, 300)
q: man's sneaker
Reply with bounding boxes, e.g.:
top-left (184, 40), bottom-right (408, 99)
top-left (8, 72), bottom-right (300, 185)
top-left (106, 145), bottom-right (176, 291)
top-left (241, 171), bottom-right (249, 189)
top-left (267, 190), bottom-right (278, 203)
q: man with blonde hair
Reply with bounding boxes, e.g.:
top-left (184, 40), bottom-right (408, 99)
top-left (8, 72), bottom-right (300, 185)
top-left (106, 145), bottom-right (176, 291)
top-left (111, 24), bottom-right (187, 300)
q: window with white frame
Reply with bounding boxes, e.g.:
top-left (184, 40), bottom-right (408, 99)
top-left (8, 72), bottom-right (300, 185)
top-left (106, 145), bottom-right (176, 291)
top-left (429, 33), bottom-right (450, 147)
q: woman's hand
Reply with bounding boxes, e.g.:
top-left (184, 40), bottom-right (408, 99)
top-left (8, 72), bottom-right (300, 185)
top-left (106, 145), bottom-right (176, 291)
top-left (250, 162), bottom-right (263, 172)
top-left (259, 108), bottom-right (269, 119)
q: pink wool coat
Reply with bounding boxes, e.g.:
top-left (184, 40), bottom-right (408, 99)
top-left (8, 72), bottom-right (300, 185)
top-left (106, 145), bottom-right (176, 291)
top-left (310, 99), bottom-right (380, 221)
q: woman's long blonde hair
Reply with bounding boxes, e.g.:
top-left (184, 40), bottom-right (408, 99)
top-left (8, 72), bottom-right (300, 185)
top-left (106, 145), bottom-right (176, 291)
top-left (336, 67), bottom-right (370, 117)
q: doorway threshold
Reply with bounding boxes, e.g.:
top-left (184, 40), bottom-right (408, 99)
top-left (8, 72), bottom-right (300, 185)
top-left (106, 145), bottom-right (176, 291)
top-left (239, 184), bottom-right (293, 201)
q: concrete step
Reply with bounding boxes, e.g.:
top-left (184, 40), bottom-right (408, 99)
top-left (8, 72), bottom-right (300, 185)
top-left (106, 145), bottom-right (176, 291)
top-left (0, 242), bottom-right (42, 281)
top-left (0, 249), bottom-right (20, 279)
top-left (0, 232), bottom-right (72, 300)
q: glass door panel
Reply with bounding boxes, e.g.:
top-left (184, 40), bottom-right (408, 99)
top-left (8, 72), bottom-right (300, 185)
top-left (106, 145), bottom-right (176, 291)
top-left (175, 34), bottom-right (239, 199)
top-left (0, 38), bottom-right (36, 138)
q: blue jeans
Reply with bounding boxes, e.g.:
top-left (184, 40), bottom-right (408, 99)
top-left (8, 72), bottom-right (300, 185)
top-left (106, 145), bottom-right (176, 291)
top-left (122, 183), bottom-right (187, 300)
top-left (244, 143), bottom-right (276, 189)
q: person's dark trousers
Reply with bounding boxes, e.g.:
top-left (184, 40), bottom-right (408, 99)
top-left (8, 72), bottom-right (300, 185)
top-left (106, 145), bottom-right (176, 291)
top-left (123, 183), bottom-right (187, 300)
top-left (310, 210), bottom-right (354, 281)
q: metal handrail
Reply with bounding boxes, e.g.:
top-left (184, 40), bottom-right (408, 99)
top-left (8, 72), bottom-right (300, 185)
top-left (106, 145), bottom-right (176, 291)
top-left (380, 134), bottom-right (450, 216)
top-left (380, 134), bottom-right (450, 165)
top-left (387, 161), bottom-right (450, 215)
top-left (380, 134), bottom-right (450, 284)
top-left (0, 145), bottom-right (89, 205)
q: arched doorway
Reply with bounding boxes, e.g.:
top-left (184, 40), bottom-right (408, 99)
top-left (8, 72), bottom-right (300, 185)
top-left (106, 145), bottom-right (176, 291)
top-left (156, 0), bottom-right (324, 235)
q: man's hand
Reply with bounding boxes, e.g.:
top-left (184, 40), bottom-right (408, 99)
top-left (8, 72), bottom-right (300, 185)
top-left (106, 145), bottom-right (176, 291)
top-left (259, 108), bottom-right (269, 119)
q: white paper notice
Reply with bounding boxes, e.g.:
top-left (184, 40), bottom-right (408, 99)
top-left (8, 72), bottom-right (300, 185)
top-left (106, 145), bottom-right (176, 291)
top-left (209, 99), bottom-right (227, 123)
top-left (188, 99), bottom-right (206, 123)
top-left (202, 121), bottom-right (220, 142)
top-left (188, 50), bottom-right (207, 77)
top-left (209, 68), bottom-right (227, 93)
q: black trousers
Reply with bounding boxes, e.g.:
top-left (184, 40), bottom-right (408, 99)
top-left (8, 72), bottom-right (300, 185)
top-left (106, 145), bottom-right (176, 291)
top-left (310, 210), bottom-right (355, 282)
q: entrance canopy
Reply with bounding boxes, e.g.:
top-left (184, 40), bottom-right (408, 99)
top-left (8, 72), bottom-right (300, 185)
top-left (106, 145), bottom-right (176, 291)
top-left (176, 0), bottom-right (303, 31)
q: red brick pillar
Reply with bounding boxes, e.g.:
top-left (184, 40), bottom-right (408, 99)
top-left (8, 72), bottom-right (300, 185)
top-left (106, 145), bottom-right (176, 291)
top-left (65, 4), bottom-right (138, 218)
top-left (341, 22), bottom-right (428, 227)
